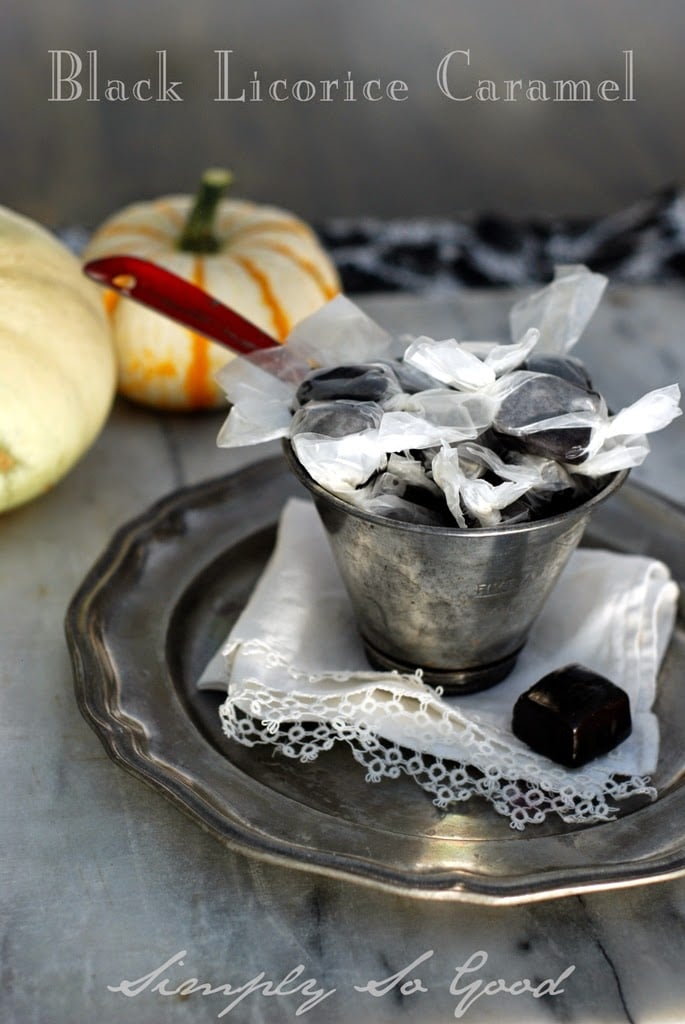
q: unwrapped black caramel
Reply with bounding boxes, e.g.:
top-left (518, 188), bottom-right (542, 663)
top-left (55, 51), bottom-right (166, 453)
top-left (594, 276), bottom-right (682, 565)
top-left (512, 664), bottom-right (632, 768)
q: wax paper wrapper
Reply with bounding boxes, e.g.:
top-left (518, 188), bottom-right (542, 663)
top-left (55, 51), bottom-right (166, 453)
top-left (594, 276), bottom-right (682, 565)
top-left (215, 267), bottom-right (680, 525)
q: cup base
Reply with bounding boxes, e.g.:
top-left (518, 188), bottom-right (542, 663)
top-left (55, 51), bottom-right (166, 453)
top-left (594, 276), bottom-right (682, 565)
top-left (362, 638), bottom-right (523, 695)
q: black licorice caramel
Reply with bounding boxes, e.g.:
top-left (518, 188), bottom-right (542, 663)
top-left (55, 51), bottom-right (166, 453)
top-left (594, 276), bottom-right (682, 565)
top-left (493, 372), bottom-right (602, 463)
top-left (512, 664), bottom-right (632, 768)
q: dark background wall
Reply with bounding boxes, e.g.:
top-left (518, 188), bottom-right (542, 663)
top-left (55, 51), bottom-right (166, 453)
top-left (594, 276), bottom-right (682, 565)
top-left (2, 0), bottom-right (684, 228)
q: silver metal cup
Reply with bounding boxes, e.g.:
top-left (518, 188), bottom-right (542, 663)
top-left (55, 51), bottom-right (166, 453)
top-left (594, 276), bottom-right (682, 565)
top-left (284, 441), bottom-right (628, 694)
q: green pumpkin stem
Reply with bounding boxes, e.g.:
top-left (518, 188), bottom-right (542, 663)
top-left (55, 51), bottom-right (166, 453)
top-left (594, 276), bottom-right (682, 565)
top-left (178, 168), bottom-right (233, 253)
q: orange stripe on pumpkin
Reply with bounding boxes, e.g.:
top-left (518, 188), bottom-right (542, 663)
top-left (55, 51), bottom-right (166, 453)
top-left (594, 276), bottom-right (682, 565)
top-left (155, 200), bottom-right (186, 228)
top-left (234, 255), bottom-right (291, 342)
top-left (184, 259), bottom-right (216, 407)
top-left (102, 289), bottom-right (120, 317)
top-left (0, 447), bottom-right (16, 472)
top-left (256, 240), bottom-right (339, 301)
top-left (151, 360), bottom-right (177, 378)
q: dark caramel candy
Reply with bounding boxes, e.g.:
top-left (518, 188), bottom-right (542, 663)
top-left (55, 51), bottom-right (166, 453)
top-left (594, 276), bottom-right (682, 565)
top-left (295, 363), bottom-right (401, 406)
top-left (290, 400), bottom-right (382, 439)
top-left (493, 372), bottom-right (602, 464)
top-left (512, 664), bottom-right (632, 768)
top-left (384, 359), bottom-right (443, 394)
top-left (522, 354), bottom-right (595, 392)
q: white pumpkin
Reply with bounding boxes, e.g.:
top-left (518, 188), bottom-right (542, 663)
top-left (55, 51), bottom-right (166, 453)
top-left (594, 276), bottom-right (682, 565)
top-left (0, 205), bottom-right (116, 513)
top-left (84, 170), bottom-right (341, 410)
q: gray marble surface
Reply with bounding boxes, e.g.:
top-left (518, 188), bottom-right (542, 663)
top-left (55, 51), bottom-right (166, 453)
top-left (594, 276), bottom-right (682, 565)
top-left (2, 285), bottom-right (685, 1024)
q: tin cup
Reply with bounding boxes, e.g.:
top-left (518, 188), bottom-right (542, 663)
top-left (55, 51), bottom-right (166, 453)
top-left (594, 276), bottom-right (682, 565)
top-left (284, 441), bottom-right (628, 694)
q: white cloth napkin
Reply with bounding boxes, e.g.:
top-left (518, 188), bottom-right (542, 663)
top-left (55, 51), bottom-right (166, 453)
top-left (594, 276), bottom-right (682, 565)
top-left (198, 498), bottom-right (679, 828)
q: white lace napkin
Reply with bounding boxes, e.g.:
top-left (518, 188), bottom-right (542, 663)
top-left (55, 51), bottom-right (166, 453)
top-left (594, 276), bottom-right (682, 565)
top-left (198, 498), bottom-right (679, 829)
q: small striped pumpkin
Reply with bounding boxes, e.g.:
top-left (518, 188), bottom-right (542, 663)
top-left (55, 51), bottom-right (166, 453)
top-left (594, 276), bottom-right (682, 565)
top-left (83, 170), bottom-right (340, 410)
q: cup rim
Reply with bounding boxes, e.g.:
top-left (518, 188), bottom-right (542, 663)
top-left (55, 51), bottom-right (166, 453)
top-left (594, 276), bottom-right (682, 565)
top-left (282, 439), bottom-right (629, 538)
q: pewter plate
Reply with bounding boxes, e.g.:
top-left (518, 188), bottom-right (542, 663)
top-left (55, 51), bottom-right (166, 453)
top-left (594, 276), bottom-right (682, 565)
top-left (66, 456), bottom-right (685, 904)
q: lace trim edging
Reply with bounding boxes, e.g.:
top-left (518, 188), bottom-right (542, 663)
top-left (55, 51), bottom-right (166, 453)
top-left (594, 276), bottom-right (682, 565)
top-left (218, 698), bottom-right (656, 831)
